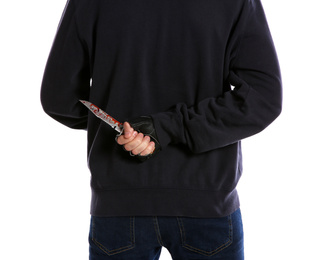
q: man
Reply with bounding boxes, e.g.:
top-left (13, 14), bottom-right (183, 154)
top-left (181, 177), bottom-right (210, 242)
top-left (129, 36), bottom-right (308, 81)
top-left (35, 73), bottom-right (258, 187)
top-left (41, 0), bottom-right (282, 259)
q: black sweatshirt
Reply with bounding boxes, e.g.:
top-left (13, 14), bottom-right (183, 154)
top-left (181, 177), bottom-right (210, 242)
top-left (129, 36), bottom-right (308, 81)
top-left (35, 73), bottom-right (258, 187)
top-left (41, 0), bottom-right (282, 217)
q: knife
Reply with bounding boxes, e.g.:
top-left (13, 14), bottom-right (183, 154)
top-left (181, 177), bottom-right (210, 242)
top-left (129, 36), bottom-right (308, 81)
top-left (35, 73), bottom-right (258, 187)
top-left (80, 100), bottom-right (123, 133)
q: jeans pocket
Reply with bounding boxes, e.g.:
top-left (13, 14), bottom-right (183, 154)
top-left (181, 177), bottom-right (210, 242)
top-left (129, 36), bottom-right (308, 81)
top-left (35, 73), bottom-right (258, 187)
top-left (177, 214), bottom-right (233, 256)
top-left (90, 216), bottom-right (135, 256)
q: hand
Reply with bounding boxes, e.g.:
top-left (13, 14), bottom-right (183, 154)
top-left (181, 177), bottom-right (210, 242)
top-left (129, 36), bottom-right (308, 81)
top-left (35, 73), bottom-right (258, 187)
top-left (117, 122), bottom-right (156, 156)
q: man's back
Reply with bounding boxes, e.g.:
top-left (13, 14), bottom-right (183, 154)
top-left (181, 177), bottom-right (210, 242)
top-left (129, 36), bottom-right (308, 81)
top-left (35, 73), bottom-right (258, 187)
top-left (41, 0), bottom-right (282, 218)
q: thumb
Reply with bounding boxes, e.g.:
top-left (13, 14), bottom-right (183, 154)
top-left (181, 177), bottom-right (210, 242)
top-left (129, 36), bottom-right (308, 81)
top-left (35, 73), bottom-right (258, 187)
top-left (123, 122), bottom-right (134, 139)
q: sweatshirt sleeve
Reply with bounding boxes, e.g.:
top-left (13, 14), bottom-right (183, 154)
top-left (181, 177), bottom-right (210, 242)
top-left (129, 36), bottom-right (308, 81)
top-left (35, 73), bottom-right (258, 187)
top-left (40, 0), bottom-right (90, 129)
top-left (151, 0), bottom-right (283, 153)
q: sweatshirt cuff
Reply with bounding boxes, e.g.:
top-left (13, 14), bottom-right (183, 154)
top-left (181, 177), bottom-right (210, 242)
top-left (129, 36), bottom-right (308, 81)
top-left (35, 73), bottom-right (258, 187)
top-left (151, 110), bottom-right (184, 149)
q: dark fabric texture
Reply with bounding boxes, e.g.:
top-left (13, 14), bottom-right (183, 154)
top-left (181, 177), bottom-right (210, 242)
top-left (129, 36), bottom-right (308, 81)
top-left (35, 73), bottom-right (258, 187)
top-left (41, 0), bottom-right (282, 217)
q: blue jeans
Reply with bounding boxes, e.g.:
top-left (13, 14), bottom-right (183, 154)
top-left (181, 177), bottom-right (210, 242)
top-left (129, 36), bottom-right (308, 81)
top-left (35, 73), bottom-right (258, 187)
top-left (89, 209), bottom-right (244, 260)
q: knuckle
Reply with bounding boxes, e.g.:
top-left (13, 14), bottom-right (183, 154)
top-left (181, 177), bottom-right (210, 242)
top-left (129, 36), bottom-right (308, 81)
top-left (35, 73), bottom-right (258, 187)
top-left (142, 143), bottom-right (155, 156)
top-left (124, 143), bottom-right (135, 151)
top-left (117, 137), bottom-right (125, 145)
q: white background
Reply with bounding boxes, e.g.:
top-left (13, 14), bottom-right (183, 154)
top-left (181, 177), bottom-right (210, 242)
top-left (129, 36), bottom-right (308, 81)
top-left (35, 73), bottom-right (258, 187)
top-left (1, 0), bottom-right (322, 259)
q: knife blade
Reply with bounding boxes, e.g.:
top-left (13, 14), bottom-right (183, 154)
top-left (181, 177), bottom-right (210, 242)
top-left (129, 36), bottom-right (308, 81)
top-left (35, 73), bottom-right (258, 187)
top-left (80, 100), bottom-right (123, 133)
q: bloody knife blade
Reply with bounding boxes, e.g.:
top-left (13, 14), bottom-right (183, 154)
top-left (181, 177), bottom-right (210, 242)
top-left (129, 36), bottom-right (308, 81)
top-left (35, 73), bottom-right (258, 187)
top-left (80, 100), bottom-right (123, 133)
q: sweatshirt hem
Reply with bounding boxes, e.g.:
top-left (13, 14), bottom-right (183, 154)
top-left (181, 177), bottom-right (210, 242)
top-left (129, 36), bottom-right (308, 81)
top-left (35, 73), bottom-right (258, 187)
top-left (90, 187), bottom-right (240, 218)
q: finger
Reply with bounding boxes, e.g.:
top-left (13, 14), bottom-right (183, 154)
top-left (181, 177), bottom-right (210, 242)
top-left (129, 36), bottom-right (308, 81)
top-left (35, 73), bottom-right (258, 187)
top-left (139, 141), bottom-right (155, 156)
top-left (131, 135), bottom-right (151, 155)
top-left (117, 131), bottom-right (138, 145)
top-left (124, 133), bottom-right (144, 151)
top-left (122, 122), bottom-right (134, 139)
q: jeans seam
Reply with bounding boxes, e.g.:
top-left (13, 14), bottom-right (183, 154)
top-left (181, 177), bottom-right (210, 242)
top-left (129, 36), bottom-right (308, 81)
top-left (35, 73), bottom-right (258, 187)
top-left (91, 217), bottom-right (135, 256)
top-left (177, 215), bottom-right (233, 257)
top-left (177, 217), bottom-right (185, 246)
top-left (153, 217), bottom-right (164, 247)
